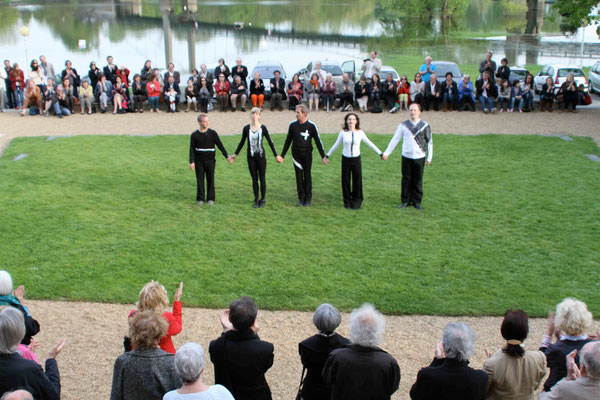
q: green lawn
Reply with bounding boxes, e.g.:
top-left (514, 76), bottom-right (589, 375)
top-left (1, 134), bottom-right (598, 316)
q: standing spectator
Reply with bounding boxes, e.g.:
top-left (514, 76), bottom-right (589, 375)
top-left (231, 58), bottom-right (248, 83)
top-left (419, 56), bottom-right (436, 83)
top-left (4, 60), bottom-right (15, 109)
top-left (522, 74), bottom-right (534, 111)
top-left (0, 271), bottom-right (40, 345)
top-left (152, 68), bottom-right (164, 88)
top-left (131, 74), bottom-right (147, 113)
top-left (146, 73), bottom-right (161, 113)
top-left (164, 63), bottom-right (181, 86)
top-left (215, 74), bottom-right (230, 112)
top-left (410, 73), bottom-right (425, 110)
top-left (440, 72), bottom-right (458, 111)
top-left (39, 55), bottom-right (55, 86)
top-left (310, 61), bottom-right (327, 85)
top-left (214, 58), bottom-right (231, 81)
top-left (306, 73), bottom-right (321, 112)
top-left (354, 75), bottom-right (371, 113)
top-left (361, 50), bottom-right (382, 81)
top-left (20, 80), bottom-right (43, 116)
top-left (321, 73), bottom-right (337, 112)
top-left (560, 73), bottom-right (578, 113)
top-left (339, 73), bottom-right (354, 112)
top-left (458, 74), bottom-right (476, 111)
top-left (9, 63), bottom-right (25, 110)
top-left (29, 60), bottom-right (44, 91)
top-left (140, 59), bottom-right (153, 83)
top-left (230, 75), bottom-right (248, 112)
top-left (287, 73), bottom-right (303, 110)
top-left (52, 86), bottom-right (71, 118)
top-left (424, 73), bottom-right (441, 111)
top-left (322, 304), bottom-right (400, 400)
top-left (94, 73), bottom-right (113, 113)
top-left (163, 75), bottom-right (181, 113)
top-left (540, 76), bottom-right (555, 112)
top-left (269, 70), bottom-right (286, 111)
top-left (510, 80), bottom-right (524, 112)
top-left (78, 79), bottom-right (93, 115)
top-left (61, 60), bottom-right (80, 96)
top-left (87, 61), bottom-right (102, 90)
top-left (497, 58), bottom-right (510, 81)
top-left (250, 71), bottom-right (265, 110)
top-left (198, 64), bottom-right (215, 94)
top-left (479, 51), bottom-right (497, 79)
top-left (476, 70), bottom-right (498, 114)
top-left (298, 304), bottom-right (349, 400)
top-left (103, 55), bottom-right (118, 84)
top-left (370, 73), bottom-right (382, 112)
top-left (197, 78), bottom-right (211, 113)
top-left (382, 73), bottom-right (397, 112)
top-left (0, 65), bottom-right (6, 112)
top-left (185, 79), bottom-right (198, 112)
top-left (410, 322), bottom-right (488, 400)
top-left (209, 296), bottom-right (274, 400)
top-left (483, 310), bottom-right (546, 399)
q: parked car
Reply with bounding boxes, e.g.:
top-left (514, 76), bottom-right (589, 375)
top-left (431, 61), bottom-right (463, 84)
top-left (298, 60), bottom-right (356, 87)
top-left (533, 64), bottom-right (588, 94)
top-left (587, 61), bottom-right (600, 94)
top-left (509, 66), bottom-right (530, 85)
top-left (250, 61), bottom-right (287, 99)
top-left (379, 65), bottom-right (400, 80)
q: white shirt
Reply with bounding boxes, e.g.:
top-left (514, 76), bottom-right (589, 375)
top-left (310, 69), bottom-right (327, 85)
top-left (326, 129), bottom-right (382, 158)
top-left (383, 119), bottom-right (433, 162)
top-left (163, 385), bottom-right (234, 400)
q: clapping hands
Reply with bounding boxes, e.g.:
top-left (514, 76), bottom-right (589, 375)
top-left (220, 310), bottom-right (234, 333)
top-left (13, 285), bottom-right (25, 303)
top-left (173, 281), bottom-right (183, 302)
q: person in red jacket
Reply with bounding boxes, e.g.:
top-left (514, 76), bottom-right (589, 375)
top-left (9, 63), bottom-right (25, 109)
top-left (146, 73), bottom-right (162, 112)
top-left (215, 73), bottom-right (230, 112)
top-left (128, 280), bottom-right (183, 354)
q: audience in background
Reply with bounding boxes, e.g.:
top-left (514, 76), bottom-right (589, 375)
top-left (250, 71), bottom-right (265, 110)
top-left (87, 62), bottom-right (101, 90)
top-left (382, 73), bottom-right (397, 112)
top-left (410, 72), bottom-right (425, 109)
top-left (370, 73), bottom-right (382, 113)
top-left (522, 74), bottom-right (535, 111)
top-left (338, 73), bottom-right (354, 111)
top-left (0, 271), bottom-right (40, 346)
top-left (479, 51), bottom-right (497, 79)
top-left (424, 72), bottom-right (441, 111)
top-left (476, 70), bottom-right (498, 114)
top-left (288, 74), bottom-right (305, 111)
top-left (540, 76), bottom-right (555, 112)
top-left (230, 75), bottom-right (248, 112)
top-left (307, 72), bottom-right (321, 112)
top-left (321, 73), bottom-right (337, 112)
top-left (354, 75), bottom-right (370, 113)
top-left (78, 79), bottom-right (94, 115)
top-left (269, 70), bottom-right (286, 111)
top-left (419, 56), bottom-right (436, 83)
top-left (441, 72), bottom-right (458, 111)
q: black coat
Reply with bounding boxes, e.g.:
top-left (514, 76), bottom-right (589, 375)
top-left (270, 77), bottom-right (287, 99)
top-left (209, 329), bottom-right (274, 400)
top-left (322, 344), bottom-right (400, 400)
top-left (409, 357), bottom-right (488, 400)
top-left (424, 80), bottom-right (441, 97)
top-left (0, 296), bottom-right (40, 345)
top-left (475, 78), bottom-right (498, 99)
top-left (298, 333), bottom-right (349, 400)
top-left (231, 65), bottom-right (249, 82)
top-left (0, 354), bottom-right (60, 400)
top-left (542, 338), bottom-right (592, 392)
top-left (354, 82), bottom-right (372, 98)
top-left (440, 80), bottom-right (459, 105)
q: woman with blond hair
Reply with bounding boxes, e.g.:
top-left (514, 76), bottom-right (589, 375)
top-left (539, 297), bottom-right (594, 392)
top-left (127, 281), bottom-right (183, 354)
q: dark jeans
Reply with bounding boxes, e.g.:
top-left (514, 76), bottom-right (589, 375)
top-left (341, 156), bottom-right (363, 209)
top-left (339, 92), bottom-right (353, 109)
top-left (459, 96), bottom-right (476, 111)
top-left (270, 92), bottom-right (283, 109)
top-left (322, 94), bottom-right (336, 110)
top-left (133, 95), bottom-right (146, 111)
top-left (383, 93), bottom-right (396, 109)
top-left (424, 93), bottom-right (440, 111)
top-left (563, 91), bottom-right (577, 111)
top-left (413, 93), bottom-right (424, 109)
top-left (401, 156), bottom-right (425, 205)
top-left (292, 151), bottom-right (312, 203)
top-left (248, 155), bottom-right (267, 201)
top-left (288, 96), bottom-right (301, 110)
top-left (194, 158), bottom-right (216, 202)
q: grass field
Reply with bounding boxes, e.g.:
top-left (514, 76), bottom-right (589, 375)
top-left (1, 133), bottom-right (598, 316)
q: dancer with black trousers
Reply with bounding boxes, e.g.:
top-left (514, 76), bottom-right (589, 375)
top-left (232, 107), bottom-right (283, 208)
top-left (189, 114), bottom-right (233, 205)
top-left (325, 113), bottom-right (383, 210)
top-left (280, 104), bottom-right (327, 207)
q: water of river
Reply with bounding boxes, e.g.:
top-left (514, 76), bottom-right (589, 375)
top-left (1, 0), bottom-right (598, 78)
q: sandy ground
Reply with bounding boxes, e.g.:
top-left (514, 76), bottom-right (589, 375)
top-left (1, 107), bottom-right (600, 156)
top-left (22, 300), bottom-right (598, 400)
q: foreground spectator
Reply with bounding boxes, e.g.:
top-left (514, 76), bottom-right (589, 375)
top-left (110, 311), bottom-right (181, 400)
top-left (1, 389), bottom-right (34, 400)
top-left (298, 304), bottom-right (349, 400)
top-left (539, 341), bottom-right (600, 399)
top-left (0, 271), bottom-right (40, 346)
top-left (410, 322), bottom-right (488, 399)
top-left (0, 307), bottom-right (65, 400)
top-left (128, 281), bottom-right (183, 354)
top-left (287, 73), bottom-right (303, 110)
top-left (270, 69), bottom-right (286, 111)
top-left (20, 80), bottom-right (43, 116)
top-left (322, 303), bottom-right (400, 400)
top-left (476, 70), bottom-right (497, 114)
top-left (209, 296), bottom-right (274, 400)
top-left (483, 309), bottom-right (546, 399)
top-left (164, 342), bottom-right (234, 400)
top-left (540, 298), bottom-right (594, 392)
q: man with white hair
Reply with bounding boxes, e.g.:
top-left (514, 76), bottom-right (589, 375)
top-left (322, 304), bottom-right (400, 400)
top-left (1, 390), bottom-right (33, 400)
top-left (418, 56), bottom-right (436, 83)
top-left (539, 341), bottom-right (600, 399)
top-left (410, 322), bottom-right (488, 399)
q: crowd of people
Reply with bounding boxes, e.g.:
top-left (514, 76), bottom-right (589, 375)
top-left (0, 51), bottom-right (590, 118)
top-left (0, 269), bottom-right (598, 400)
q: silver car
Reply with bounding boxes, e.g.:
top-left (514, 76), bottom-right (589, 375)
top-left (431, 61), bottom-right (463, 84)
top-left (250, 61), bottom-right (287, 99)
top-left (588, 61), bottom-right (600, 94)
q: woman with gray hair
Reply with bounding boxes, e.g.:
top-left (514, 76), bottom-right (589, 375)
top-left (163, 342), bottom-right (234, 400)
top-left (0, 270), bottom-right (40, 346)
top-left (0, 307), bottom-right (65, 399)
top-left (298, 303), bottom-right (349, 400)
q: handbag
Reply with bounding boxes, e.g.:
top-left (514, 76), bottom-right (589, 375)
top-left (294, 366), bottom-right (306, 400)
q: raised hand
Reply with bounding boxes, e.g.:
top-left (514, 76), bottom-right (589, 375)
top-left (173, 281), bottom-right (183, 302)
top-left (28, 338), bottom-right (40, 353)
top-left (566, 349), bottom-right (581, 380)
top-left (434, 341), bottom-right (446, 359)
top-left (220, 310), bottom-right (234, 332)
top-left (48, 338), bottom-right (66, 359)
top-left (13, 285), bottom-right (25, 303)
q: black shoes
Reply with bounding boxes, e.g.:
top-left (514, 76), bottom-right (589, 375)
top-left (397, 203), bottom-right (409, 209)
top-left (303, 201), bottom-right (311, 207)
top-left (258, 199), bottom-right (265, 208)
top-left (297, 201), bottom-right (304, 207)
top-left (253, 200), bottom-right (259, 208)
top-left (397, 203), bottom-right (423, 210)
top-left (413, 203), bottom-right (423, 210)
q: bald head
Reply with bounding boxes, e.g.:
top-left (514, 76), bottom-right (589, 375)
top-left (581, 341), bottom-right (600, 378)
top-left (1, 390), bottom-right (34, 400)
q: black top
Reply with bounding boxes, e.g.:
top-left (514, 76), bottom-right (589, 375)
top-left (354, 81), bottom-right (372, 98)
top-left (0, 354), bottom-right (60, 400)
top-left (541, 338), bottom-right (592, 392)
top-left (322, 343), bottom-right (400, 400)
top-left (270, 77), bottom-right (287, 97)
top-left (409, 357), bottom-right (488, 400)
top-left (231, 65), bottom-right (249, 82)
top-left (475, 77), bottom-right (499, 98)
top-left (132, 81), bottom-right (147, 96)
top-left (299, 333), bottom-right (349, 400)
top-left (214, 65), bottom-right (231, 80)
top-left (185, 86), bottom-right (197, 98)
top-left (189, 129), bottom-right (229, 162)
top-left (424, 80), bottom-right (441, 96)
top-left (103, 64), bottom-right (118, 84)
top-left (163, 81), bottom-right (181, 96)
top-left (440, 80), bottom-right (458, 98)
top-left (382, 80), bottom-right (397, 96)
top-left (497, 65), bottom-right (511, 81)
top-left (231, 80), bottom-right (247, 95)
top-left (234, 124), bottom-right (278, 158)
top-left (0, 296), bottom-right (40, 346)
top-left (281, 120), bottom-right (325, 158)
top-left (209, 329), bottom-right (274, 400)
top-left (88, 68), bottom-right (102, 89)
top-left (250, 79), bottom-right (265, 95)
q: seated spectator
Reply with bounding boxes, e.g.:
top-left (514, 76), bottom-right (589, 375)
top-left (61, 78), bottom-right (76, 112)
top-left (354, 75), bottom-right (371, 113)
top-left (440, 72), bottom-right (458, 111)
top-left (510, 80), bottom-right (524, 112)
top-left (287, 73), bottom-right (303, 110)
top-left (88, 61), bottom-right (102, 90)
top-left (188, 68), bottom-right (200, 86)
top-left (482, 310), bottom-right (546, 399)
top-left (338, 73), bottom-right (354, 112)
top-left (321, 73), bottom-right (337, 112)
top-left (476, 70), bottom-right (498, 114)
top-left (497, 58), bottom-right (510, 81)
top-left (164, 75), bottom-right (181, 113)
top-left (78, 79), bottom-right (93, 115)
top-left (112, 75), bottom-right (127, 114)
top-left (382, 73), bottom-right (397, 112)
top-left (539, 341), bottom-right (600, 400)
top-left (214, 58), bottom-right (231, 81)
top-left (498, 79), bottom-right (511, 112)
top-left (127, 281), bottom-right (183, 354)
top-left (369, 73), bottom-right (382, 112)
top-left (560, 73), bottom-right (578, 113)
top-left (0, 271), bottom-right (40, 346)
top-left (185, 79), bottom-right (198, 113)
top-left (146, 73), bottom-right (161, 113)
top-left (110, 311), bottom-right (182, 400)
top-left (522, 74), bottom-right (534, 111)
top-left (250, 71), bottom-right (265, 110)
top-left (42, 78), bottom-right (56, 116)
top-left (209, 296), bottom-right (274, 400)
top-left (198, 64), bottom-right (215, 95)
top-left (419, 56), bottom-right (436, 83)
top-left (215, 74), bottom-right (230, 112)
top-left (394, 75), bottom-right (411, 113)
top-left (20, 80), bottom-right (43, 116)
top-left (424, 73), bottom-right (441, 111)
top-left (197, 78), bottom-right (211, 113)
top-left (307, 72), bottom-right (321, 112)
top-left (540, 298), bottom-right (594, 392)
top-left (131, 74), bottom-right (146, 113)
top-left (164, 342), bottom-right (234, 400)
top-left (310, 61), bottom-right (327, 85)
top-left (1, 389), bottom-right (34, 400)
top-left (410, 322), bottom-right (488, 399)
top-left (52, 86), bottom-right (71, 118)
top-left (322, 303), bottom-right (400, 400)
top-left (61, 60), bottom-right (80, 96)
top-left (458, 74), bottom-right (475, 111)
top-left (298, 304), bottom-right (349, 400)
top-left (230, 75), bottom-right (248, 112)
top-left (269, 70), bottom-right (286, 111)
top-left (540, 77), bottom-right (555, 112)
top-left (410, 73), bottom-right (425, 110)
top-left (0, 306), bottom-right (65, 399)
top-left (94, 73), bottom-right (113, 113)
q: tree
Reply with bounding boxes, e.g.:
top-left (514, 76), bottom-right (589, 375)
top-left (553, 0), bottom-right (600, 35)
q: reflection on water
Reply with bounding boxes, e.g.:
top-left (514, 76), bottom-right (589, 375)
top-left (0, 0), bottom-right (598, 79)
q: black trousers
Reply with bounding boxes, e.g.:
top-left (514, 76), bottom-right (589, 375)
top-left (563, 91), bottom-right (577, 111)
top-left (341, 156), bottom-right (363, 209)
top-left (289, 96), bottom-right (301, 110)
top-left (413, 93), bottom-right (424, 109)
top-left (248, 155), bottom-right (267, 201)
top-left (194, 159), bottom-right (216, 202)
top-left (292, 152), bottom-right (312, 203)
top-left (459, 96), bottom-right (476, 111)
top-left (424, 93), bottom-right (440, 111)
top-left (401, 156), bottom-right (425, 205)
top-left (270, 93), bottom-right (283, 109)
top-left (339, 92), bottom-right (353, 108)
top-left (383, 93), bottom-right (396, 109)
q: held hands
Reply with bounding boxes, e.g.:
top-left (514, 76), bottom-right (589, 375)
top-left (381, 154), bottom-right (388, 160)
top-left (173, 281), bottom-right (183, 302)
top-left (220, 310), bottom-right (234, 333)
top-left (322, 157), bottom-right (329, 165)
top-left (48, 338), bottom-right (66, 359)
top-left (275, 156), bottom-right (284, 164)
top-left (425, 161), bottom-right (431, 166)
top-left (227, 156), bottom-right (234, 164)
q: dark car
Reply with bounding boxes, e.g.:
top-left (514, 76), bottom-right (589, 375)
top-left (431, 61), bottom-right (463, 84)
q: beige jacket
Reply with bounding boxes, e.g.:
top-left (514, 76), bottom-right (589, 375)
top-left (483, 349), bottom-right (546, 400)
top-left (538, 375), bottom-right (600, 400)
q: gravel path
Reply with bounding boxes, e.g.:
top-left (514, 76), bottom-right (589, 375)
top-left (1, 108), bottom-right (599, 156)
top-left (23, 300), bottom-right (599, 400)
